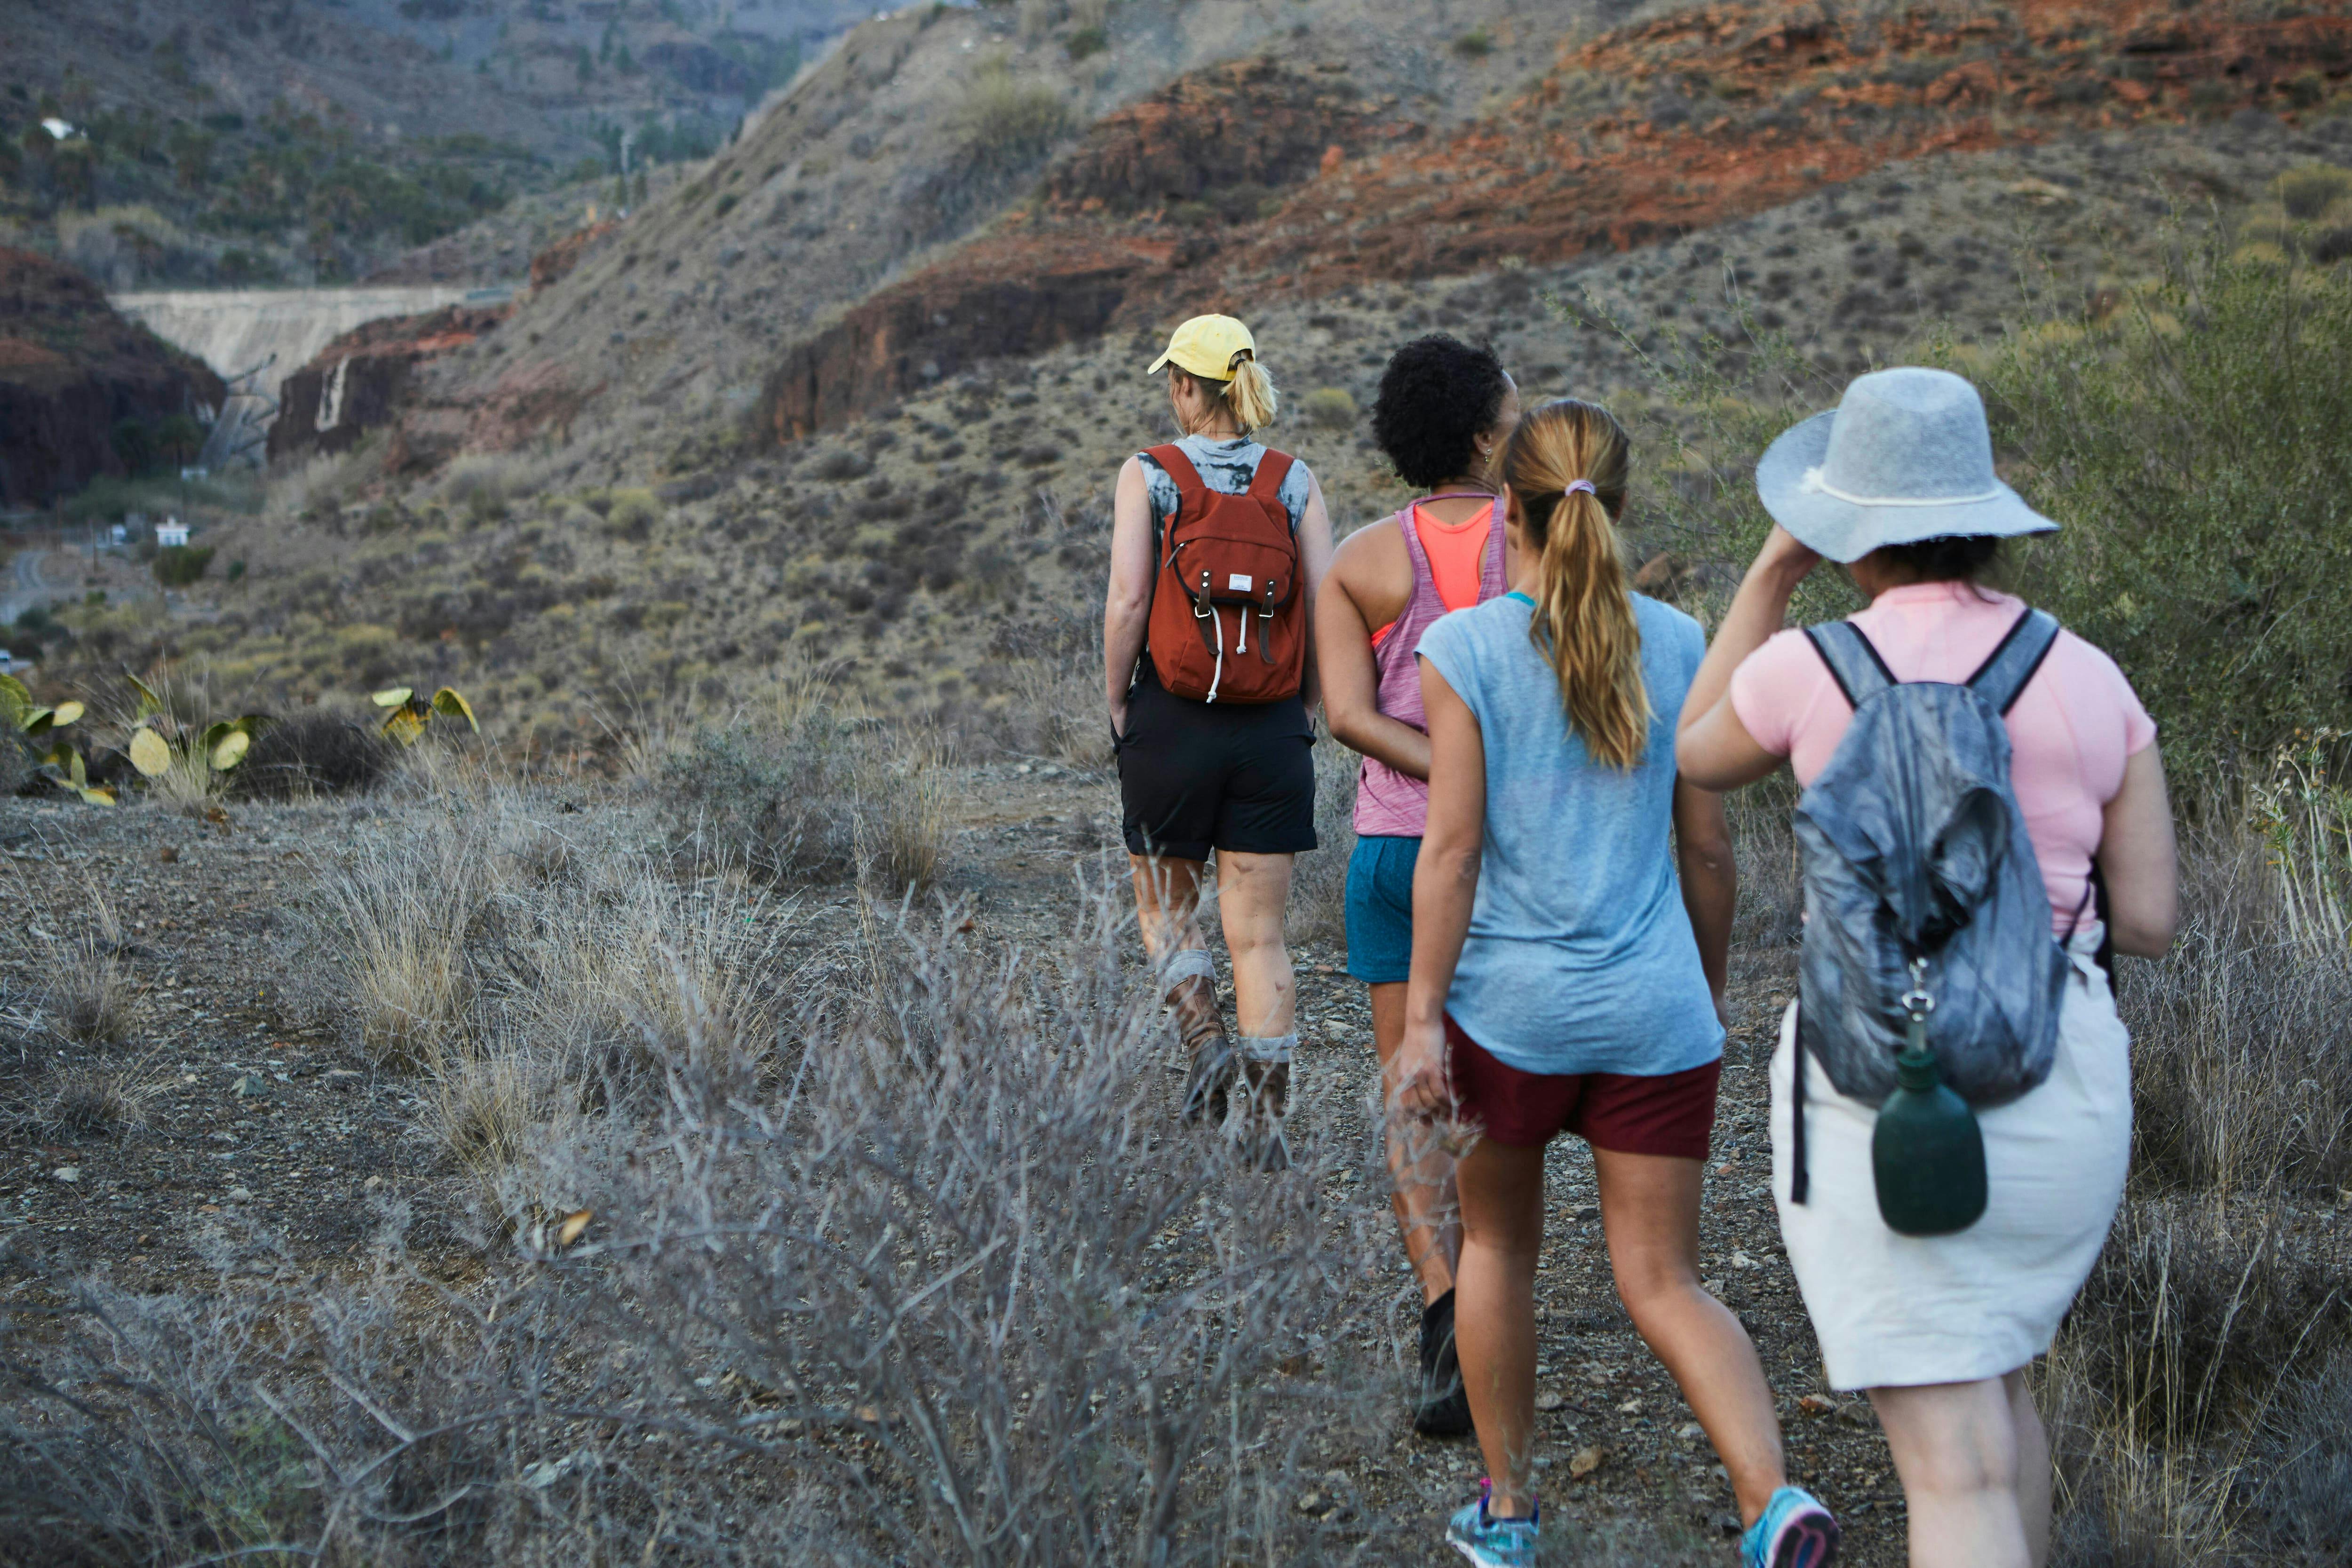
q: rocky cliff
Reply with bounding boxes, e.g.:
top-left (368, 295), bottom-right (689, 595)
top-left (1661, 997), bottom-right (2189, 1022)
top-left (268, 302), bottom-right (512, 464)
top-left (0, 249), bottom-right (225, 507)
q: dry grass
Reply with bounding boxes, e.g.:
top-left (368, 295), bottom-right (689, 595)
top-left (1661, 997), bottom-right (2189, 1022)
top-left (46, 942), bottom-right (136, 1050)
top-left (0, 842), bottom-right (1397, 1566)
top-left (2040, 802), bottom-right (2352, 1565)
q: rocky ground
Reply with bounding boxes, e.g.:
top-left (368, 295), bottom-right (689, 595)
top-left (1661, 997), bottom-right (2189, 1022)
top-left (0, 758), bottom-right (1922, 1564)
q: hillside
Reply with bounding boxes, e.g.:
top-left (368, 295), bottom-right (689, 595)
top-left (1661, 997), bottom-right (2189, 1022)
top-left (0, 0), bottom-right (853, 288)
top-left (367, 0), bottom-right (1583, 470)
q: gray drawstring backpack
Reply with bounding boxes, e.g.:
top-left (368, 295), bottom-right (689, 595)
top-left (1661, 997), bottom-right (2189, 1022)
top-left (1788, 607), bottom-right (2077, 1226)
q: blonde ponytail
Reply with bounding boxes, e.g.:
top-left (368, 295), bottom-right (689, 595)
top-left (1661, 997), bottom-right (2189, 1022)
top-left (1223, 352), bottom-right (1279, 432)
top-left (1502, 399), bottom-right (1649, 769)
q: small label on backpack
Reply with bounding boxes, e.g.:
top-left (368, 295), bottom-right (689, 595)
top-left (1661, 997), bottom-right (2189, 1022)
top-left (1227, 573), bottom-right (1252, 592)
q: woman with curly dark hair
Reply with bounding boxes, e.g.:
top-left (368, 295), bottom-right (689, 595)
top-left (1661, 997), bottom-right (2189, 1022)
top-left (1313, 333), bottom-right (1518, 1435)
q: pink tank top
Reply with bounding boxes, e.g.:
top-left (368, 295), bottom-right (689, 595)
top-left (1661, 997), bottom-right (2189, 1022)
top-left (1354, 497), bottom-right (1509, 838)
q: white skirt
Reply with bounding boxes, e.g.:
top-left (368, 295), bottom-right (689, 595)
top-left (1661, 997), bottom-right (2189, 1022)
top-left (1770, 931), bottom-right (2131, 1391)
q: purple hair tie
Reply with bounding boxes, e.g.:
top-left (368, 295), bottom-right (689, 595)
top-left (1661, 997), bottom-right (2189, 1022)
top-left (1564, 479), bottom-right (1597, 498)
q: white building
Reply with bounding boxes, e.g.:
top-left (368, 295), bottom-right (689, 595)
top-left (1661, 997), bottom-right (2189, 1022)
top-left (156, 517), bottom-right (190, 547)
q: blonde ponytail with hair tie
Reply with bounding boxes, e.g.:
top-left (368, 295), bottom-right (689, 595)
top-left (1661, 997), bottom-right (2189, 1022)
top-left (1502, 400), bottom-right (1650, 769)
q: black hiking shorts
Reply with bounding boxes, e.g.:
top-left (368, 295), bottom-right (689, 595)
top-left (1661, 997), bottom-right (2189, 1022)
top-left (1115, 669), bottom-right (1318, 863)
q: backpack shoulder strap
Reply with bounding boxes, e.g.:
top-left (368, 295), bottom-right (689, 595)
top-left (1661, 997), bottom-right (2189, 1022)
top-left (1146, 442), bottom-right (1206, 499)
top-left (1247, 448), bottom-right (1296, 504)
top-left (1804, 620), bottom-right (1898, 710)
top-left (1965, 608), bottom-right (2061, 715)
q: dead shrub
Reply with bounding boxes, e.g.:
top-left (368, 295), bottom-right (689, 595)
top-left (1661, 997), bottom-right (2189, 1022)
top-left (0, 874), bottom-right (1398, 1566)
top-left (231, 713), bottom-right (392, 799)
top-left (2252, 1347), bottom-right (2352, 1563)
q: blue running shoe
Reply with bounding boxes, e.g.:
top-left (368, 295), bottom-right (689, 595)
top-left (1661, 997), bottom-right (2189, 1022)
top-left (1446, 1479), bottom-right (1539, 1567)
top-left (1740, 1486), bottom-right (1840, 1568)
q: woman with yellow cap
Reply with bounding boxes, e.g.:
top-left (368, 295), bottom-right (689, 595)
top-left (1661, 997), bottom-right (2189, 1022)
top-left (1104, 313), bottom-right (1335, 1170)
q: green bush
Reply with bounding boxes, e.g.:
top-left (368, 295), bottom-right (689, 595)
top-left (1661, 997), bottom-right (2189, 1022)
top-left (1066, 25), bottom-right (1108, 60)
top-left (1570, 217), bottom-right (2352, 778)
top-left (950, 61), bottom-right (1069, 175)
top-left (1453, 27), bottom-right (1494, 58)
top-left (153, 545), bottom-right (216, 587)
top-left (1975, 235), bottom-right (2352, 776)
top-left (1300, 387), bottom-right (1357, 431)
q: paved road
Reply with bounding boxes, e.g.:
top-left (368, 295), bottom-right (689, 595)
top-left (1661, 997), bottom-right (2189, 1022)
top-left (1, 545), bottom-right (55, 634)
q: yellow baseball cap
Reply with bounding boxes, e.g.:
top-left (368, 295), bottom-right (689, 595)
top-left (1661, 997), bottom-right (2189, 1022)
top-left (1147, 314), bottom-right (1256, 380)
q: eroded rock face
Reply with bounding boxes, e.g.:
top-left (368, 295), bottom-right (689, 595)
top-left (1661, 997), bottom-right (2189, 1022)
top-left (0, 248), bottom-right (225, 507)
top-left (268, 303), bottom-right (510, 464)
top-left (758, 236), bottom-right (1176, 442)
top-left (529, 220), bottom-right (621, 293)
top-left (1042, 58), bottom-right (1395, 215)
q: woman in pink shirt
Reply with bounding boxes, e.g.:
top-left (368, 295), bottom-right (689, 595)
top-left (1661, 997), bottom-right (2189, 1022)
top-left (1677, 369), bottom-right (2179, 1568)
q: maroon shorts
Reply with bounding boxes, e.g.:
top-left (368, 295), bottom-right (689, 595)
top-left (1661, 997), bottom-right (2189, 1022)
top-left (1444, 1014), bottom-right (1720, 1157)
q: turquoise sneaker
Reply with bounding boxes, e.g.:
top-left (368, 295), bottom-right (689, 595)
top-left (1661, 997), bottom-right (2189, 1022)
top-left (1446, 1479), bottom-right (1539, 1567)
top-left (1740, 1485), bottom-right (1839, 1568)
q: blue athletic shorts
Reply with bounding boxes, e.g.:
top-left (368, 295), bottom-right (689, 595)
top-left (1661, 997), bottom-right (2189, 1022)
top-left (1344, 834), bottom-right (1420, 984)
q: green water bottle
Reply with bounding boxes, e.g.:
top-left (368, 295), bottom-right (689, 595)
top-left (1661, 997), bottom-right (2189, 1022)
top-left (1871, 958), bottom-right (1987, 1237)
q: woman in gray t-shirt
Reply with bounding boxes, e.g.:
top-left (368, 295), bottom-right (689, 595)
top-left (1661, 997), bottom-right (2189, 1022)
top-left (1392, 400), bottom-right (1837, 1568)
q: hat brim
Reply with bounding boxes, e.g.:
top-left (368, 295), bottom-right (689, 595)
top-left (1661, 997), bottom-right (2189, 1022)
top-left (1755, 409), bottom-right (2058, 565)
top-left (1145, 352), bottom-right (1172, 375)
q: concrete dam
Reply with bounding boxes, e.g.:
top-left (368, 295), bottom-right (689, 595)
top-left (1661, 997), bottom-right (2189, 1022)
top-left (111, 285), bottom-right (507, 462)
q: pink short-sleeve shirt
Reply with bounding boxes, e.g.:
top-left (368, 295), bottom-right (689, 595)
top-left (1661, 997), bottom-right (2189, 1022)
top-left (1729, 581), bottom-right (2156, 931)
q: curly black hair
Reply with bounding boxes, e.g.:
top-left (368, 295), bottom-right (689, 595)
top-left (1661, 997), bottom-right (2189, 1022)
top-left (1369, 334), bottom-right (1512, 490)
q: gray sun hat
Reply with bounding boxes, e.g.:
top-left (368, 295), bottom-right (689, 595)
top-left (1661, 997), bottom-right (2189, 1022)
top-left (1755, 366), bottom-right (2057, 564)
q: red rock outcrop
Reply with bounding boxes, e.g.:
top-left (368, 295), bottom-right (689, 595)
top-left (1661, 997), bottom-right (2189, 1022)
top-left (757, 0), bottom-right (2352, 442)
top-left (760, 236), bottom-right (1176, 441)
top-left (1042, 58), bottom-right (1403, 214)
top-left (268, 302), bottom-right (510, 463)
top-left (0, 248), bottom-right (225, 506)
top-left (529, 219), bottom-right (621, 293)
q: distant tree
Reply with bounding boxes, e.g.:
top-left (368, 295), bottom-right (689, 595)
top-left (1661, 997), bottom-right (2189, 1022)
top-left (157, 412), bottom-right (204, 468)
top-left (111, 417), bottom-right (155, 475)
top-left (576, 44), bottom-right (593, 82)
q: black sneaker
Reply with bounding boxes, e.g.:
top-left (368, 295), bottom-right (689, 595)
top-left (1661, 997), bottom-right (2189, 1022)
top-left (1414, 1287), bottom-right (1474, 1437)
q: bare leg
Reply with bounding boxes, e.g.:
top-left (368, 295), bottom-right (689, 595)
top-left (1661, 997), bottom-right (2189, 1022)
top-left (1870, 1378), bottom-right (2032, 1568)
top-left (1129, 854), bottom-right (1233, 1121)
top-left (1453, 1136), bottom-right (1547, 1517)
top-left (2005, 1370), bottom-right (2052, 1568)
top-left (1128, 853), bottom-right (1208, 962)
top-left (1213, 850), bottom-right (1295, 1036)
top-left (1592, 1148), bottom-right (1788, 1527)
top-left (1372, 981), bottom-right (1458, 1304)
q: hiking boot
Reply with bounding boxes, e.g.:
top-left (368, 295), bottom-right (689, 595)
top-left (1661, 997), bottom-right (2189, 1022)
top-left (1232, 1053), bottom-right (1290, 1172)
top-left (1168, 974), bottom-right (1237, 1126)
top-left (1414, 1288), bottom-right (1474, 1437)
top-left (1445, 1481), bottom-right (1538, 1567)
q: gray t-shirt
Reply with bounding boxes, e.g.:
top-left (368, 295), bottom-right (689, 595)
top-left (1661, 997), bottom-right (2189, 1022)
top-left (1138, 434), bottom-right (1312, 545)
top-left (1416, 591), bottom-right (1724, 1077)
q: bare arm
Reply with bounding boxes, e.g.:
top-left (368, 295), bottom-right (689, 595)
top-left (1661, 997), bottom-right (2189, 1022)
top-left (1104, 455), bottom-right (1155, 736)
top-left (1296, 467), bottom-right (1337, 716)
top-left (2096, 743), bottom-right (2178, 958)
top-left (1674, 779), bottom-right (1736, 1022)
top-left (1393, 657), bottom-right (1484, 1119)
top-left (1676, 525), bottom-right (1821, 790)
top-left (1314, 522), bottom-right (1434, 780)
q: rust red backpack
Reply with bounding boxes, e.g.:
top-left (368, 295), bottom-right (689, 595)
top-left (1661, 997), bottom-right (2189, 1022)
top-left (1144, 443), bottom-right (1304, 704)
